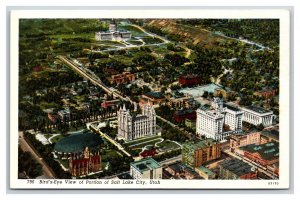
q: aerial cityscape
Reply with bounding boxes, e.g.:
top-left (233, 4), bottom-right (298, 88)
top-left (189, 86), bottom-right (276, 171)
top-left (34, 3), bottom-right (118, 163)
top-left (18, 18), bottom-right (280, 181)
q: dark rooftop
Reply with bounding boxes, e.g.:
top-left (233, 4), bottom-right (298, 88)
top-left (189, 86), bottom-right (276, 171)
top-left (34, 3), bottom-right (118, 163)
top-left (224, 103), bottom-right (241, 112)
top-left (240, 142), bottom-right (279, 161)
top-left (261, 130), bottom-right (279, 141)
top-left (219, 158), bottom-right (254, 176)
top-left (117, 172), bottom-right (133, 179)
top-left (144, 91), bottom-right (165, 99)
top-left (54, 130), bottom-right (103, 153)
top-left (245, 105), bottom-right (272, 114)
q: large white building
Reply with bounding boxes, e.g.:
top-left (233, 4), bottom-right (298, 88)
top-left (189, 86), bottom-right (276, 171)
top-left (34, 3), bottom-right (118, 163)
top-left (118, 104), bottom-right (156, 141)
top-left (130, 158), bottom-right (162, 179)
top-left (196, 98), bottom-right (243, 141)
top-left (241, 105), bottom-right (273, 127)
top-left (95, 20), bottom-right (131, 41)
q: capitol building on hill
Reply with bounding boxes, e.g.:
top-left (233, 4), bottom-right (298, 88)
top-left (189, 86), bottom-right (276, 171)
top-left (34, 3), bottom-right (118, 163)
top-left (118, 103), bottom-right (156, 141)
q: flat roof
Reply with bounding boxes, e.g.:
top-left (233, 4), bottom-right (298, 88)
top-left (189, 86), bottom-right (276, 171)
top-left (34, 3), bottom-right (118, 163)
top-left (219, 159), bottom-right (254, 176)
top-left (244, 105), bottom-right (272, 114)
top-left (196, 166), bottom-right (215, 176)
top-left (144, 91), bottom-right (165, 99)
top-left (178, 83), bottom-right (222, 98)
top-left (183, 139), bottom-right (217, 150)
top-left (130, 158), bottom-right (161, 173)
top-left (224, 103), bottom-right (241, 112)
top-left (261, 130), bottom-right (279, 140)
top-left (240, 142), bottom-right (279, 160)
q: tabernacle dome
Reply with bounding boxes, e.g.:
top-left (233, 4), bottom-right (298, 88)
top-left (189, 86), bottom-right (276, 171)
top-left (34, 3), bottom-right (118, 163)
top-left (54, 130), bottom-right (103, 153)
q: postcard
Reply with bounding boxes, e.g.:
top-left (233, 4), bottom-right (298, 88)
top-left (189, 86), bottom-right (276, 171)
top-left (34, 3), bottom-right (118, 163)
top-left (10, 8), bottom-right (290, 189)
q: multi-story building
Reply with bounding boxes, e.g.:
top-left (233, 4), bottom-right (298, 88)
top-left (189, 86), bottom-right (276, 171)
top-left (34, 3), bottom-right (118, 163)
top-left (68, 147), bottom-right (101, 177)
top-left (58, 108), bottom-right (70, 122)
top-left (218, 158), bottom-right (257, 180)
top-left (229, 131), bottom-right (261, 153)
top-left (130, 158), bottom-right (162, 179)
top-left (237, 142), bottom-right (279, 167)
top-left (182, 139), bottom-right (221, 168)
top-left (241, 105), bottom-right (273, 127)
top-left (260, 129), bottom-right (279, 144)
top-left (195, 166), bottom-right (216, 180)
top-left (173, 109), bottom-right (196, 123)
top-left (139, 91), bottom-right (165, 107)
top-left (95, 20), bottom-right (131, 41)
top-left (179, 74), bottom-right (201, 87)
top-left (118, 104), bottom-right (156, 141)
top-left (109, 72), bottom-right (136, 85)
top-left (196, 98), bottom-right (243, 141)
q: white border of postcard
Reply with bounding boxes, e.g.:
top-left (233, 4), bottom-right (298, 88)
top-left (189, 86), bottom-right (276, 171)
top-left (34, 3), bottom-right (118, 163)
top-left (10, 8), bottom-right (290, 189)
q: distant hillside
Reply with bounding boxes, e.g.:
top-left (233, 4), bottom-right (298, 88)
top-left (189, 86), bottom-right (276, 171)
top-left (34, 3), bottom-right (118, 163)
top-left (143, 19), bottom-right (230, 48)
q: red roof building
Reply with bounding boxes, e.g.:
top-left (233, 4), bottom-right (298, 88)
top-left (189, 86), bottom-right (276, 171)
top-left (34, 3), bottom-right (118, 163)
top-left (173, 109), bottom-right (196, 123)
top-left (179, 74), bottom-right (201, 87)
top-left (69, 147), bottom-right (101, 177)
top-left (140, 149), bottom-right (157, 158)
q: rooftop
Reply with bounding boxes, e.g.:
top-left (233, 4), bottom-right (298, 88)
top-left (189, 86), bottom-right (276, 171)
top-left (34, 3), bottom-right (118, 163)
top-left (261, 129), bottom-right (279, 141)
top-left (240, 142), bottom-right (279, 161)
top-left (224, 103), bottom-right (241, 112)
top-left (244, 105), bottom-right (272, 114)
top-left (130, 158), bottom-right (161, 173)
top-left (196, 166), bottom-right (215, 176)
top-left (183, 139), bottom-right (218, 151)
top-left (219, 158), bottom-right (254, 176)
top-left (54, 130), bottom-right (103, 153)
top-left (144, 91), bottom-right (165, 99)
top-left (178, 83), bottom-right (223, 98)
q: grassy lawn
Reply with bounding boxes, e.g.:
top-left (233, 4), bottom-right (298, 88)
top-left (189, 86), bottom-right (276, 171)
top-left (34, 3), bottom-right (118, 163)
top-left (43, 134), bottom-right (54, 140)
top-left (101, 149), bottom-right (122, 163)
top-left (112, 55), bottom-right (133, 65)
top-left (129, 139), bottom-right (162, 149)
top-left (125, 135), bottom-right (161, 146)
top-left (141, 36), bottom-right (164, 44)
top-left (50, 134), bottom-right (65, 144)
top-left (56, 158), bottom-right (69, 169)
top-left (94, 40), bottom-right (126, 47)
top-left (49, 33), bottom-right (94, 40)
top-left (118, 25), bottom-right (147, 37)
top-left (126, 39), bottom-right (143, 46)
top-left (156, 140), bottom-right (181, 149)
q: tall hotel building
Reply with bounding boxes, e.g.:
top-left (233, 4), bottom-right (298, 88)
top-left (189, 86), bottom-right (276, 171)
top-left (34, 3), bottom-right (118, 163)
top-left (196, 98), bottom-right (243, 141)
top-left (118, 104), bottom-right (156, 141)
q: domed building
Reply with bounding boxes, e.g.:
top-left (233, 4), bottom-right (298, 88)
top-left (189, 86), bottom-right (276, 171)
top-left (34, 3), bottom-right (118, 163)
top-left (54, 130), bottom-right (103, 155)
top-left (54, 130), bottom-right (103, 177)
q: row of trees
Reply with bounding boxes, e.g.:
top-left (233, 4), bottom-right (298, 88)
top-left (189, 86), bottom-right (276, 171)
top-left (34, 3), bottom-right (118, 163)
top-left (18, 146), bottom-right (42, 178)
top-left (153, 149), bottom-right (182, 162)
top-left (23, 131), bottom-right (71, 179)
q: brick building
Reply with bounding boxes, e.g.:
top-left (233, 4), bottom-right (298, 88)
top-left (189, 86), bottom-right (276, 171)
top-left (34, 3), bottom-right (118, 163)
top-left (218, 158), bottom-right (257, 179)
top-left (229, 131), bottom-right (261, 153)
top-left (69, 147), bottom-right (101, 177)
top-left (179, 74), bottom-right (201, 87)
top-left (182, 139), bottom-right (221, 168)
top-left (173, 109), bottom-right (196, 123)
top-left (109, 72), bottom-right (136, 85)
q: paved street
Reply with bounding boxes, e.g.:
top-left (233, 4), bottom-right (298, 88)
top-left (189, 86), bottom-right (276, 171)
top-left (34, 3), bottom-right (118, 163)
top-left (18, 131), bottom-right (56, 179)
